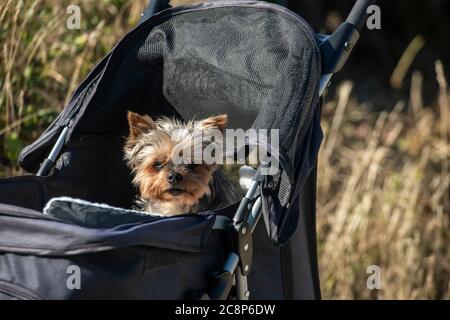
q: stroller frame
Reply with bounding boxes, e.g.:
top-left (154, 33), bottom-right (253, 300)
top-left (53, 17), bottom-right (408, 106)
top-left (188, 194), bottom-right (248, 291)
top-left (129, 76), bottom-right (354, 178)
top-left (33, 0), bottom-right (377, 300)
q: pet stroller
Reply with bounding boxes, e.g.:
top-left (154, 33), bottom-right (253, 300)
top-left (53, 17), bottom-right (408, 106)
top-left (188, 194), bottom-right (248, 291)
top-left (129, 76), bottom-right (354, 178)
top-left (0, 0), bottom-right (376, 299)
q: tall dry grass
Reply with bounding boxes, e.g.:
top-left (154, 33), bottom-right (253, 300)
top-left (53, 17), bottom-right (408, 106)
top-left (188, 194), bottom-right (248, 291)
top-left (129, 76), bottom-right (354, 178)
top-left (0, 0), bottom-right (148, 176)
top-left (0, 0), bottom-right (449, 299)
top-left (318, 71), bottom-right (450, 299)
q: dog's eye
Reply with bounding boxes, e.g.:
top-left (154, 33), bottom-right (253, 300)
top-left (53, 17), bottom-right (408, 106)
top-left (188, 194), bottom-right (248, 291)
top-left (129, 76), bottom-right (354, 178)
top-left (153, 161), bottom-right (164, 170)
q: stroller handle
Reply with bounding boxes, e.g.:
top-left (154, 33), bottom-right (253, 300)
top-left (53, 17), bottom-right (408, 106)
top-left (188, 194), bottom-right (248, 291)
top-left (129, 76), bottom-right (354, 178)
top-left (319, 0), bottom-right (378, 77)
top-left (346, 0), bottom-right (378, 31)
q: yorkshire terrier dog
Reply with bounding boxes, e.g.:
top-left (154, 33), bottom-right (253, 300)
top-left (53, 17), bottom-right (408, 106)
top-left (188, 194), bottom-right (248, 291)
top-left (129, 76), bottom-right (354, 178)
top-left (124, 111), bottom-right (242, 216)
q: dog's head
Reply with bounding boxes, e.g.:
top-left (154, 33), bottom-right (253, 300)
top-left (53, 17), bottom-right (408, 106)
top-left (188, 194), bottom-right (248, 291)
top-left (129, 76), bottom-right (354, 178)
top-left (124, 111), bottom-right (227, 214)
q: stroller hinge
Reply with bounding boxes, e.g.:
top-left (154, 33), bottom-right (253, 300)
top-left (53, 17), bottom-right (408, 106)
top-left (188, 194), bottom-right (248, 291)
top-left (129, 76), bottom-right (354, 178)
top-left (235, 265), bottom-right (250, 300)
top-left (189, 164), bottom-right (267, 300)
top-left (234, 221), bottom-right (253, 277)
top-left (187, 220), bottom-right (254, 300)
top-left (188, 218), bottom-right (255, 300)
top-left (319, 23), bottom-right (360, 75)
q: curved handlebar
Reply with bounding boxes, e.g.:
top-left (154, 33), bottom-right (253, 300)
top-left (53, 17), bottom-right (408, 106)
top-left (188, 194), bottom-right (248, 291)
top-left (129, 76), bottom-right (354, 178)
top-left (346, 0), bottom-right (378, 31)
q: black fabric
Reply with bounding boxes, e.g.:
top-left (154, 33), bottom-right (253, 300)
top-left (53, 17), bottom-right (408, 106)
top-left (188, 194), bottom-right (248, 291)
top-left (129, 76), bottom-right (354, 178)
top-left (0, 237), bottom-right (225, 299)
top-left (261, 99), bottom-right (323, 245)
top-left (280, 166), bottom-right (321, 299)
top-left (0, 202), bottom-right (283, 299)
top-left (0, 223), bottom-right (283, 299)
top-left (1, 132), bottom-right (134, 211)
top-left (0, 202), bottom-right (223, 298)
top-left (0, 203), bottom-right (216, 256)
top-left (19, 0), bottom-right (321, 179)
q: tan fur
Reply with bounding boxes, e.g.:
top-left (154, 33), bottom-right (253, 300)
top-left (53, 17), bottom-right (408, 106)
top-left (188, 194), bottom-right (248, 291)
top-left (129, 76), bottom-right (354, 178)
top-left (124, 111), bottom-right (228, 216)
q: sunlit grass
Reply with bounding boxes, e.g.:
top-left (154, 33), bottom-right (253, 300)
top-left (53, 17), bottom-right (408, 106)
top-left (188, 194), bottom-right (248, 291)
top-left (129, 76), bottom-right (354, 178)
top-left (318, 78), bottom-right (449, 299)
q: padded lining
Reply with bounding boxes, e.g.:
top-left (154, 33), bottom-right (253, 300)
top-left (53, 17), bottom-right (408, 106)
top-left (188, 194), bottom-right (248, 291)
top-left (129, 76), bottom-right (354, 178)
top-left (43, 197), bottom-right (165, 229)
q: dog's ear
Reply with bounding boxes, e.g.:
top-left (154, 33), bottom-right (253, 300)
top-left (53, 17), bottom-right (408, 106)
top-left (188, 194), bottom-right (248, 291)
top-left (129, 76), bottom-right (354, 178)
top-left (197, 114), bottom-right (228, 132)
top-left (127, 111), bottom-right (156, 141)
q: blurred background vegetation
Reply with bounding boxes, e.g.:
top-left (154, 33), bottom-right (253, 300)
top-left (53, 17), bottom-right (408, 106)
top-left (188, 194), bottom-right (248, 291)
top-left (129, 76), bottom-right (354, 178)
top-left (0, 0), bottom-right (449, 299)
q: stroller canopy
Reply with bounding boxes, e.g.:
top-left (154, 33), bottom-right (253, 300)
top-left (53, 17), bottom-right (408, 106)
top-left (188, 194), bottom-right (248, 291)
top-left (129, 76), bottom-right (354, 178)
top-left (19, 0), bottom-right (321, 182)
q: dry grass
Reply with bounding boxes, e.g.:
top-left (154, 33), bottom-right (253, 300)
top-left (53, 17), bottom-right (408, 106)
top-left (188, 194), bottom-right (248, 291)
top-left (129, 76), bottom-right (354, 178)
top-left (0, 0), bottom-right (148, 176)
top-left (0, 0), bottom-right (449, 299)
top-left (318, 76), bottom-right (450, 299)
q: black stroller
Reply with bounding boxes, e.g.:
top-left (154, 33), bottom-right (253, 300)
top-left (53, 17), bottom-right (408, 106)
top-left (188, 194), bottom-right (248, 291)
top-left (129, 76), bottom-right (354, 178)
top-left (0, 0), bottom-right (375, 300)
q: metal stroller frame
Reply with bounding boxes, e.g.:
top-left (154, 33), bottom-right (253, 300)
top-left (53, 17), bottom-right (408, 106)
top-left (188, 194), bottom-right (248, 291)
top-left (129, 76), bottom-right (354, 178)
top-left (34, 0), bottom-right (377, 300)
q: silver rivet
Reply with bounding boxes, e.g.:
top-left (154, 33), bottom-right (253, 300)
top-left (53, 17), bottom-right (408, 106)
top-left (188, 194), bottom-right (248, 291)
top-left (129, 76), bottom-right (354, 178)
top-left (245, 290), bottom-right (250, 298)
top-left (244, 265), bottom-right (249, 272)
top-left (244, 244), bottom-right (249, 251)
top-left (241, 227), bottom-right (247, 235)
top-left (344, 42), bottom-right (352, 51)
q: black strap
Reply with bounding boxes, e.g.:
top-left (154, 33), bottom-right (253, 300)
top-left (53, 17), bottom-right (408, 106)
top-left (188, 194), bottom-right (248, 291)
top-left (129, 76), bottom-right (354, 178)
top-left (280, 165), bottom-right (321, 299)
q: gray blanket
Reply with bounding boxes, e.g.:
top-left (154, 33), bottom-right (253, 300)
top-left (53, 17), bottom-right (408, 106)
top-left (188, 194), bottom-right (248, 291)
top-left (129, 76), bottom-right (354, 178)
top-left (44, 197), bottom-right (165, 228)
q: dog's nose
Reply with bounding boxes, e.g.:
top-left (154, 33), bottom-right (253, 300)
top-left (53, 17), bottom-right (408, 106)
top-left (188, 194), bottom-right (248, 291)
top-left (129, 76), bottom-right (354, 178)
top-left (167, 172), bottom-right (183, 184)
